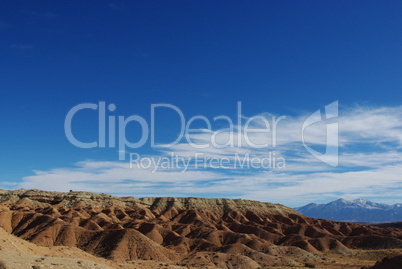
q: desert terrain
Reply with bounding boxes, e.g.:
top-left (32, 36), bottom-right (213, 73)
top-left (0, 189), bottom-right (401, 268)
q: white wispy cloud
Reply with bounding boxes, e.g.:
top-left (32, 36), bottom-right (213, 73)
top-left (10, 44), bottom-right (32, 50)
top-left (21, 10), bottom-right (58, 18)
top-left (17, 104), bottom-right (402, 206)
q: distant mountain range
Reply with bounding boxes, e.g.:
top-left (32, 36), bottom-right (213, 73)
top-left (295, 198), bottom-right (402, 224)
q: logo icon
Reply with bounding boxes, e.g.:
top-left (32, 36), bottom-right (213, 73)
top-left (302, 101), bottom-right (339, 167)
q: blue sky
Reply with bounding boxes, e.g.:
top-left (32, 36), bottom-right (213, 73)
top-left (0, 1), bottom-right (401, 207)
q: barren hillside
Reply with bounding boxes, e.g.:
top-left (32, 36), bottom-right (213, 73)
top-left (0, 189), bottom-right (401, 268)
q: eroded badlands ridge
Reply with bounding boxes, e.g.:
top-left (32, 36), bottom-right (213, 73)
top-left (0, 189), bottom-right (402, 268)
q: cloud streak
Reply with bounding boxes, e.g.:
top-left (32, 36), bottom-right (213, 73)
top-left (17, 104), bottom-right (402, 206)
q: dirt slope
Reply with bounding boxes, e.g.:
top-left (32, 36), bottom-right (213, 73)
top-left (0, 189), bottom-right (402, 268)
top-left (368, 255), bottom-right (402, 269)
top-left (0, 225), bottom-right (113, 269)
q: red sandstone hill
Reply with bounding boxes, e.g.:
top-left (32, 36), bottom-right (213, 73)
top-left (0, 189), bottom-right (402, 268)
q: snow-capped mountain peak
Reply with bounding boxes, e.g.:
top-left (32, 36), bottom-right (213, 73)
top-left (295, 198), bottom-right (402, 223)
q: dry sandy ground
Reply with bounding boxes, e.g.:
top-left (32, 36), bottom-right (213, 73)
top-left (0, 226), bottom-right (113, 269)
top-left (0, 227), bottom-right (188, 269)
